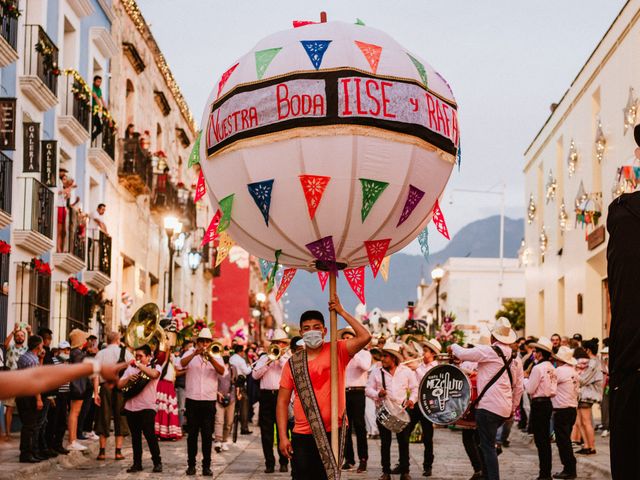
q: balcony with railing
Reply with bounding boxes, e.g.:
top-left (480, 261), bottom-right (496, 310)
top-left (0, 1), bottom-right (19, 66)
top-left (85, 229), bottom-right (112, 290)
top-left (14, 177), bottom-right (54, 255)
top-left (52, 206), bottom-right (86, 274)
top-left (89, 110), bottom-right (116, 173)
top-left (0, 152), bottom-right (12, 229)
top-left (119, 136), bottom-right (153, 195)
top-left (151, 171), bottom-right (179, 213)
top-left (20, 25), bottom-right (59, 111)
top-left (58, 70), bottom-right (91, 145)
top-left (16, 260), bottom-right (52, 334)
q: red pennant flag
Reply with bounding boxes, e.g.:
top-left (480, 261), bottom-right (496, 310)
top-left (195, 170), bottom-right (206, 202)
top-left (293, 20), bottom-right (317, 28)
top-left (355, 41), bottom-right (382, 74)
top-left (364, 239), bottom-right (391, 278)
top-left (299, 175), bottom-right (331, 219)
top-left (276, 268), bottom-right (297, 301)
top-left (317, 271), bottom-right (329, 291)
top-left (344, 267), bottom-right (366, 304)
top-left (201, 209), bottom-right (221, 247)
top-left (216, 63), bottom-right (239, 99)
top-left (432, 200), bottom-right (450, 240)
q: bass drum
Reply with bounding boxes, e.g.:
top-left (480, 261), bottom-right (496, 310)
top-left (418, 364), bottom-right (472, 425)
top-left (375, 399), bottom-right (410, 433)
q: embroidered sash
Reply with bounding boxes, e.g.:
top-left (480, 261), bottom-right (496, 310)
top-left (290, 349), bottom-right (346, 480)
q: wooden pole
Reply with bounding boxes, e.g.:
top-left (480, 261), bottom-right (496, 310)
top-left (329, 270), bottom-right (339, 461)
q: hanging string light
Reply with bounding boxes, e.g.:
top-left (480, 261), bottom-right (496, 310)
top-left (623, 87), bottom-right (638, 134)
top-left (545, 169), bottom-right (557, 204)
top-left (527, 194), bottom-right (536, 224)
top-left (539, 226), bottom-right (548, 259)
top-left (567, 139), bottom-right (578, 177)
top-left (518, 239), bottom-right (531, 267)
top-left (558, 200), bottom-right (569, 232)
top-left (595, 118), bottom-right (606, 163)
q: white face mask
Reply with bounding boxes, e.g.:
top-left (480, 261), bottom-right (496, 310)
top-left (58, 353), bottom-right (69, 361)
top-left (303, 330), bottom-right (324, 349)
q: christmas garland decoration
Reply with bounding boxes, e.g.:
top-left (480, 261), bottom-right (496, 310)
top-left (63, 69), bottom-right (91, 106)
top-left (0, 0), bottom-right (20, 18)
top-left (0, 240), bottom-right (10, 255)
top-left (32, 258), bottom-right (52, 276)
top-left (69, 277), bottom-right (89, 296)
top-left (35, 40), bottom-right (61, 76)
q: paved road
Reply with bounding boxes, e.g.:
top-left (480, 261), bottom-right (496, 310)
top-left (37, 427), bottom-right (608, 480)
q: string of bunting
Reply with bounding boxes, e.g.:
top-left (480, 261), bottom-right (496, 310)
top-left (431, 199), bottom-right (450, 240)
top-left (344, 266), bottom-right (366, 304)
top-left (218, 194), bottom-right (234, 233)
top-left (380, 256), bottom-right (390, 282)
top-left (259, 258), bottom-right (274, 280)
top-left (360, 178), bottom-right (389, 222)
top-left (317, 271), bottom-right (329, 291)
top-left (266, 249), bottom-right (282, 291)
top-left (397, 184), bottom-right (425, 226)
top-left (299, 174), bottom-right (331, 219)
top-left (301, 40), bottom-right (331, 70)
top-left (364, 239), bottom-right (390, 278)
top-left (201, 209), bottom-right (221, 247)
top-left (418, 226), bottom-right (430, 262)
top-left (216, 62), bottom-right (239, 99)
top-left (276, 268), bottom-right (297, 301)
top-left (188, 131), bottom-right (201, 167)
top-left (194, 170), bottom-right (206, 202)
top-left (248, 179), bottom-right (274, 226)
top-left (215, 232), bottom-right (235, 267)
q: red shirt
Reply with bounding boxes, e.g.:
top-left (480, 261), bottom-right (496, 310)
top-left (280, 340), bottom-right (352, 434)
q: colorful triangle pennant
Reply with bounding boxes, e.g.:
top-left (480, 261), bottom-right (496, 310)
top-left (344, 266), bottom-right (366, 304)
top-left (266, 249), bottom-right (282, 292)
top-left (216, 62), bottom-right (239, 99)
top-left (432, 199), bottom-right (450, 240)
top-left (305, 235), bottom-right (336, 264)
top-left (317, 271), bottom-right (329, 291)
top-left (299, 174), bottom-right (331, 219)
top-left (188, 131), bottom-right (201, 167)
top-left (218, 194), bottom-right (234, 233)
top-left (380, 256), bottom-right (390, 282)
top-left (407, 53), bottom-right (428, 88)
top-left (247, 179), bottom-right (274, 226)
top-left (255, 47), bottom-right (282, 80)
top-left (259, 258), bottom-right (274, 280)
top-left (355, 41), bottom-right (382, 74)
top-left (276, 268), bottom-right (297, 301)
top-left (360, 178), bottom-right (389, 222)
top-left (215, 232), bottom-right (234, 268)
top-left (397, 184), bottom-right (425, 226)
top-left (194, 170), bottom-right (206, 202)
top-left (457, 139), bottom-right (462, 171)
top-left (293, 20), bottom-right (317, 28)
top-left (201, 209), bottom-right (222, 247)
top-left (355, 18), bottom-right (366, 26)
top-left (364, 239), bottom-right (391, 278)
top-left (418, 226), bottom-right (429, 262)
top-left (300, 40), bottom-right (331, 70)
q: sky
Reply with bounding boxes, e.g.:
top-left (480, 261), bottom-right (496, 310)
top-left (137, 0), bottom-right (626, 254)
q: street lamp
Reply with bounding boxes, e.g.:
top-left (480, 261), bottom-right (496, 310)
top-left (431, 265), bottom-right (444, 330)
top-left (187, 248), bottom-right (202, 274)
top-left (174, 232), bottom-right (187, 255)
top-left (164, 216), bottom-right (183, 304)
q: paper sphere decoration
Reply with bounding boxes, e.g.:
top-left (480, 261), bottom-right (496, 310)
top-left (200, 21), bottom-right (459, 271)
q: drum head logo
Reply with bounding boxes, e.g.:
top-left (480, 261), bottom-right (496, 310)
top-left (418, 364), bottom-right (471, 425)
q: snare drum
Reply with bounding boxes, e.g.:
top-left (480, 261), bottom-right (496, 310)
top-left (418, 364), bottom-right (472, 425)
top-left (375, 398), bottom-right (410, 433)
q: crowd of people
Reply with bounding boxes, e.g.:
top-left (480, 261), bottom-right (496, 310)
top-left (0, 302), bottom-right (609, 480)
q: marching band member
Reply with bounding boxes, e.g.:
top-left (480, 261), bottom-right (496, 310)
top-left (551, 346), bottom-right (579, 480)
top-left (408, 338), bottom-right (441, 478)
top-left (524, 337), bottom-right (558, 480)
top-left (180, 328), bottom-right (225, 476)
top-left (450, 318), bottom-right (524, 480)
top-left (366, 341), bottom-right (418, 480)
top-left (341, 327), bottom-right (372, 473)
top-left (276, 295), bottom-right (371, 480)
top-left (252, 328), bottom-right (291, 474)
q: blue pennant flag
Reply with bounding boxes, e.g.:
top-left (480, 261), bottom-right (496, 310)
top-left (259, 258), bottom-right (273, 280)
top-left (300, 40), bottom-right (332, 70)
top-left (457, 139), bottom-right (462, 171)
top-left (247, 179), bottom-right (274, 226)
top-left (418, 226), bottom-right (429, 263)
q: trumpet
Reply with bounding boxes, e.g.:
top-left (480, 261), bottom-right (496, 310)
top-left (250, 344), bottom-right (288, 367)
top-left (201, 341), bottom-right (223, 363)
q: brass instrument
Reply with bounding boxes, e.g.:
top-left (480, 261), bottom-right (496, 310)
top-left (201, 341), bottom-right (223, 363)
top-left (249, 343), bottom-right (288, 367)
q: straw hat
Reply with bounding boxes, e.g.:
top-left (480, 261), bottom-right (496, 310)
top-left (422, 338), bottom-right (442, 355)
top-left (530, 336), bottom-right (554, 353)
top-left (197, 328), bottom-right (214, 340)
top-left (381, 340), bottom-right (404, 362)
top-left (337, 327), bottom-right (355, 339)
top-left (553, 346), bottom-right (577, 366)
top-left (477, 334), bottom-right (491, 346)
top-left (69, 329), bottom-right (89, 349)
top-left (270, 328), bottom-right (290, 343)
top-left (490, 317), bottom-right (517, 344)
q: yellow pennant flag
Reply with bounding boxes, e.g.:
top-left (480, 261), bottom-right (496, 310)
top-left (215, 232), bottom-right (234, 267)
top-left (380, 256), bottom-right (390, 282)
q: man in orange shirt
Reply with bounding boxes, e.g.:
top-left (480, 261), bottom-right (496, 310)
top-left (276, 294), bottom-right (371, 480)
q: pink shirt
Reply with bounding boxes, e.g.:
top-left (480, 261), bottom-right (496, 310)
top-left (252, 353), bottom-right (289, 390)
top-left (182, 348), bottom-right (220, 401)
top-left (552, 364), bottom-right (579, 409)
top-left (415, 360), bottom-right (438, 383)
top-left (451, 343), bottom-right (524, 418)
top-left (346, 349), bottom-right (372, 387)
top-left (122, 364), bottom-right (162, 412)
top-left (525, 361), bottom-right (557, 398)
top-left (366, 364), bottom-right (418, 406)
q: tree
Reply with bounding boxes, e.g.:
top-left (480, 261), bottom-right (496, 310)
top-left (495, 299), bottom-right (525, 332)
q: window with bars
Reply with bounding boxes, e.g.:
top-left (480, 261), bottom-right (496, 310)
top-left (16, 261), bottom-right (52, 333)
top-left (66, 280), bottom-right (88, 335)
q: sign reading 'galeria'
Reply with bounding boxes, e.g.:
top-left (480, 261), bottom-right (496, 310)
top-left (41, 140), bottom-right (57, 187)
top-left (23, 122), bottom-right (40, 173)
top-left (206, 70), bottom-right (459, 157)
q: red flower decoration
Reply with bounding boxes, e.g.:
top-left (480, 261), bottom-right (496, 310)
top-left (69, 277), bottom-right (89, 296)
top-left (33, 258), bottom-right (52, 276)
top-left (0, 240), bottom-right (10, 255)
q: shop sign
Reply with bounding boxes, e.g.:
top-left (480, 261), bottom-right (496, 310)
top-left (23, 122), bottom-right (40, 172)
top-left (587, 225), bottom-right (606, 250)
top-left (41, 140), bottom-right (57, 187)
top-left (0, 98), bottom-right (16, 150)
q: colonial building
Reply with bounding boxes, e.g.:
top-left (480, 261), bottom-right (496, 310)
top-left (522, 1), bottom-right (640, 339)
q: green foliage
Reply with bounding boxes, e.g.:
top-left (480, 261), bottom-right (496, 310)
top-left (495, 299), bottom-right (525, 332)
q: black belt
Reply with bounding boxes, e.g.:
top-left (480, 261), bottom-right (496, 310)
top-left (532, 396), bottom-right (552, 403)
top-left (346, 387), bottom-right (365, 392)
top-left (261, 389), bottom-right (279, 394)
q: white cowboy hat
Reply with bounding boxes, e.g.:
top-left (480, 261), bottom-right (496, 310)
top-left (422, 338), bottom-right (442, 355)
top-left (381, 340), bottom-right (404, 362)
top-left (197, 328), bottom-right (214, 340)
top-left (270, 328), bottom-right (290, 343)
top-left (530, 336), bottom-right (554, 354)
top-left (490, 317), bottom-right (517, 344)
top-left (477, 334), bottom-right (491, 346)
top-left (553, 346), bottom-right (577, 366)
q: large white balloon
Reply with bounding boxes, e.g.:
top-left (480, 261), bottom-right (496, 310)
top-left (200, 21), bottom-right (459, 270)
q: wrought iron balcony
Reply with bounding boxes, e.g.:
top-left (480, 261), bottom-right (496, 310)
top-left (89, 112), bottom-right (116, 172)
top-left (85, 229), bottom-right (112, 290)
top-left (0, 1), bottom-right (19, 66)
top-left (20, 25), bottom-right (59, 111)
top-left (0, 152), bottom-right (12, 229)
top-left (15, 260), bottom-right (52, 333)
top-left (151, 172), bottom-right (179, 212)
top-left (52, 206), bottom-right (86, 274)
top-left (14, 177), bottom-right (54, 255)
top-left (119, 136), bottom-right (153, 195)
top-left (58, 70), bottom-right (91, 145)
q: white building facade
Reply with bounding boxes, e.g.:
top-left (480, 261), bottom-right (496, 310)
top-left (522, 1), bottom-right (640, 340)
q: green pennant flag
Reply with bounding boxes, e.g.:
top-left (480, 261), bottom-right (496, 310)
top-left (360, 178), bottom-right (389, 222)
top-left (407, 53), bottom-right (428, 88)
top-left (188, 131), bottom-right (202, 167)
top-left (355, 18), bottom-right (365, 26)
top-left (255, 47), bottom-right (282, 80)
top-left (267, 249), bottom-right (282, 292)
top-left (217, 194), bottom-right (235, 233)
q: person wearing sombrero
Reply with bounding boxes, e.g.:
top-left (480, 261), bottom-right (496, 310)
top-left (365, 341), bottom-right (418, 480)
top-left (450, 317), bottom-right (524, 480)
top-left (252, 328), bottom-right (291, 474)
top-left (524, 337), bottom-right (557, 480)
top-left (550, 346), bottom-right (579, 479)
top-left (340, 327), bottom-right (372, 473)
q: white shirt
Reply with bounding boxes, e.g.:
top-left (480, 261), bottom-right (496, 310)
top-left (415, 360), bottom-right (439, 383)
top-left (552, 364), bottom-right (579, 409)
top-left (91, 211), bottom-right (106, 232)
top-left (229, 353), bottom-right (251, 376)
top-left (95, 344), bottom-right (133, 383)
top-left (366, 364), bottom-right (418, 406)
top-left (524, 361), bottom-right (557, 398)
top-left (346, 349), bottom-right (372, 388)
top-left (252, 353), bottom-right (289, 390)
top-left (182, 348), bottom-right (220, 401)
top-left (122, 364), bottom-right (162, 412)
